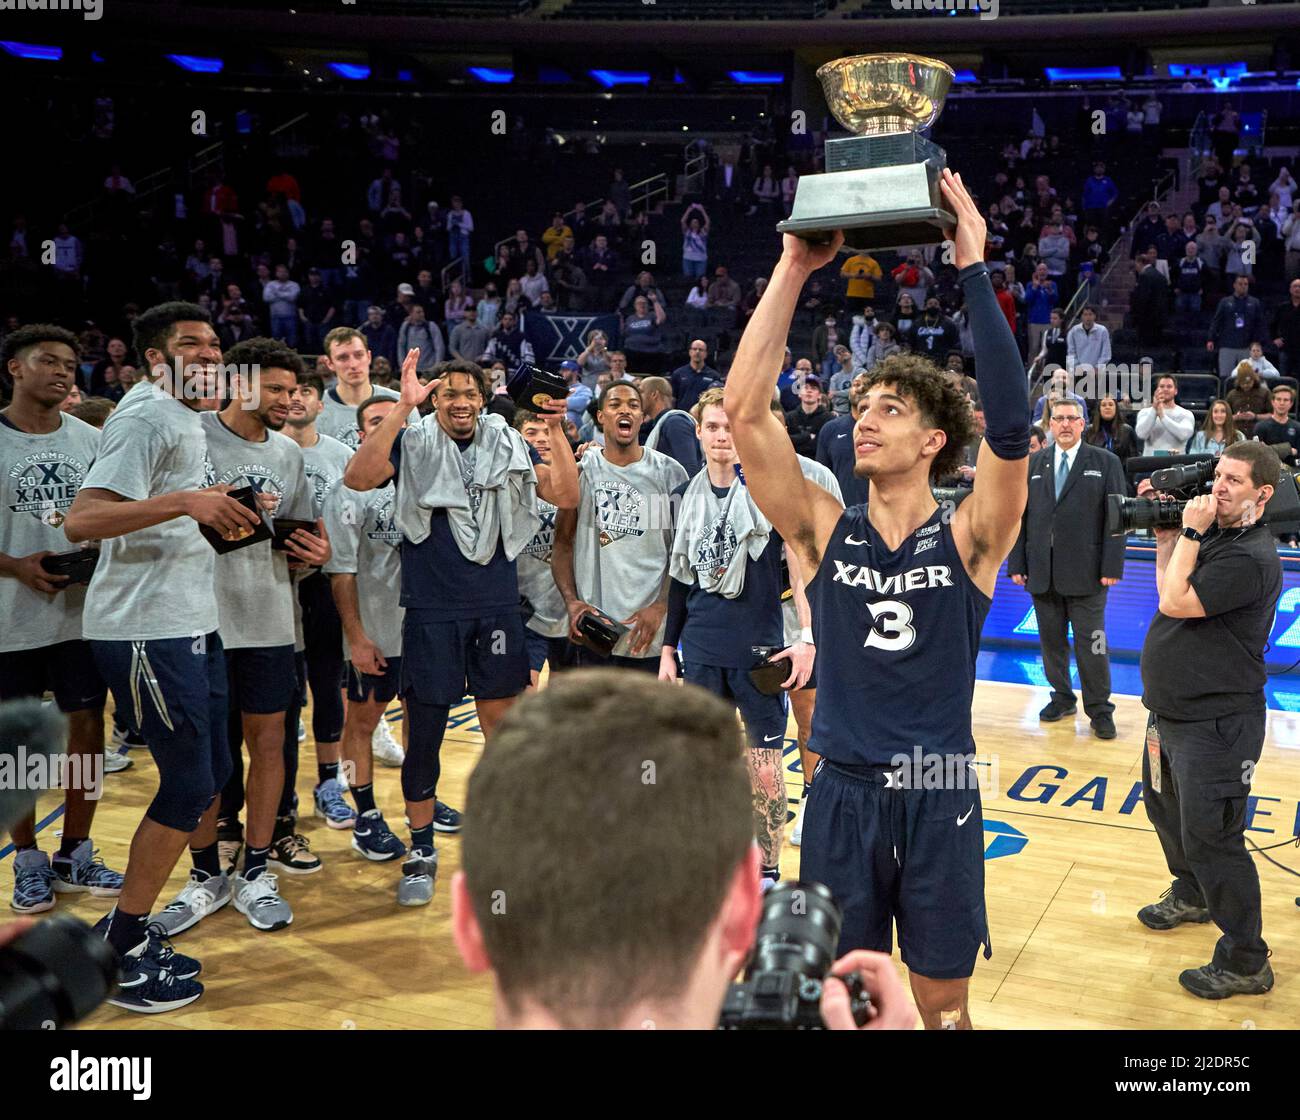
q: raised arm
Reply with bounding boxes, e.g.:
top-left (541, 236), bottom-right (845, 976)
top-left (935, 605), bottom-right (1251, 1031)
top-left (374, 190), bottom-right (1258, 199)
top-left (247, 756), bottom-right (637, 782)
top-left (942, 170), bottom-right (1031, 597)
top-left (343, 349), bottom-right (432, 492)
top-left (533, 399), bottom-right (580, 509)
top-left (725, 233), bottom-right (848, 577)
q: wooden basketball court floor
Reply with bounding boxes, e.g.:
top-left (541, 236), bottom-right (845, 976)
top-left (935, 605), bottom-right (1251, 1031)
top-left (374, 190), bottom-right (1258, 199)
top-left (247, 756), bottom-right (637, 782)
top-left (8, 675), bottom-right (1300, 1031)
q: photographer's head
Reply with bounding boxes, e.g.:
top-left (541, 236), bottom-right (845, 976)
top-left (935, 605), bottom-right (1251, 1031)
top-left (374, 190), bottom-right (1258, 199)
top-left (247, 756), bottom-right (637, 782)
top-left (452, 671), bottom-right (759, 1029)
top-left (1048, 399), bottom-right (1084, 450)
top-left (1213, 443), bottom-right (1280, 528)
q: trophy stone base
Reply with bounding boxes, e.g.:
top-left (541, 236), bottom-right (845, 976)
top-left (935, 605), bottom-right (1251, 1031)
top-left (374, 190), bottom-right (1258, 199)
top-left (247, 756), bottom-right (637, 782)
top-left (777, 160), bottom-right (955, 252)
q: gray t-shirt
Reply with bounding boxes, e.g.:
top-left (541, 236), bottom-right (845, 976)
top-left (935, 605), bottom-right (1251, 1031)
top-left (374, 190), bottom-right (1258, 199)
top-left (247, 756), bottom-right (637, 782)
top-left (200, 412), bottom-right (312, 650)
top-left (322, 481), bottom-right (404, 659)
top-left (573, 446), bottom-right (689, 657)
top-left (0, 413), bottom-right (100, 652)
top-left (518, 496), bottom-right (566, 639)
top-left (319, 385), bottom-right (399, 451)
top-left (782, 455), bottom-right (844, 644)
top-left (299, 431), bottom-right (353, 517)
top-left (80, 383), bottom-right (218, 642)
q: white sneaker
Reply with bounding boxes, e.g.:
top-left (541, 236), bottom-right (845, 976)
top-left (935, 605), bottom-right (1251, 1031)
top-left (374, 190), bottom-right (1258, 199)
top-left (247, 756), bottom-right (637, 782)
top-left (233, 871), bottom-right (293, 931)
top-left (297, 719), bottom-right (307, 743)
top-left (791, 790), bottom-right (809, 847)
top-left (372, 717), bottom-right (405, 767)
top-left (103, 747), bottom-right (133, 773)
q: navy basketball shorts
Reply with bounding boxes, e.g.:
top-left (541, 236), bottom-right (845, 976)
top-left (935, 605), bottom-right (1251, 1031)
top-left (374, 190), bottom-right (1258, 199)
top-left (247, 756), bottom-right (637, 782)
top-left (401, 611), bottom-right (529, 706)
top-left (225, 644), bottom-right (299, 715)
top-left (347, 656), bottom-right (402, 704)
top-left (799, 760), bottom-right (992, 980)
top-left (91, 633), bottom-right (231, 832)
top-left (0, 640), bottom-right (107, 712)
top-left (684, 662), bottom-right (788, 749)
top-left (524, 629), bottom-right (574, 675)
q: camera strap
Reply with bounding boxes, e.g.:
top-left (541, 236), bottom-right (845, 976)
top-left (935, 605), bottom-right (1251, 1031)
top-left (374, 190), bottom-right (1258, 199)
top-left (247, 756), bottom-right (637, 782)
top-left (1145, 712), bottom-right (1162, 794)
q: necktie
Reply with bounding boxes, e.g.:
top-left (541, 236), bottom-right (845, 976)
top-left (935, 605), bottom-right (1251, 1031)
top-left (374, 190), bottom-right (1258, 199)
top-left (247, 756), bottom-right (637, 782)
top-left (1056, 450), bottom-right (1069, 499)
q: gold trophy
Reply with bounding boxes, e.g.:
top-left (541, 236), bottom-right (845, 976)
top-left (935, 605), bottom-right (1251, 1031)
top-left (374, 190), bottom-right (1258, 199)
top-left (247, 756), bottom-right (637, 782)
top-left (778, 53), bottom-right (956, 251)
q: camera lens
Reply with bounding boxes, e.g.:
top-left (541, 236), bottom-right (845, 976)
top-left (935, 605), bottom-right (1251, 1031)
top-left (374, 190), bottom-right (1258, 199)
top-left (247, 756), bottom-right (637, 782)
top-left (750, 881), bottom-right (843, 981)
top-left (0, 913), bottom-right (118, 1030)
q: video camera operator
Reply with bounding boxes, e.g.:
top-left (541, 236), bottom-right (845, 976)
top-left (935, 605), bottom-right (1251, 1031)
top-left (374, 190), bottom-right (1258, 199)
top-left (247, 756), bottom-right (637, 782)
top-left (449, 671), bottom-right (916, 1030)
top-left (1135, 441), bottom-right (1282, 1000)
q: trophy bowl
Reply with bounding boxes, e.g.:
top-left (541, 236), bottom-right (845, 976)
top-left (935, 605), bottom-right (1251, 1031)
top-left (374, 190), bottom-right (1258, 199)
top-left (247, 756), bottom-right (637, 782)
top-left (816, 53), bottom-right (955, 137)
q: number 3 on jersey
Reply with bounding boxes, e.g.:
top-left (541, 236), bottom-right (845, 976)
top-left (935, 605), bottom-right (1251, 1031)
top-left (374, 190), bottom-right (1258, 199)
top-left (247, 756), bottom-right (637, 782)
top-left (864, 599), bottom-right (916, 651)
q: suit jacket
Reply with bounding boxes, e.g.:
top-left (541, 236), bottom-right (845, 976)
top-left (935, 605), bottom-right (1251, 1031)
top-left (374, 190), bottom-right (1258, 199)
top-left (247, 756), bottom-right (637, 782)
top-left (1008, 441), bottom-right (1127, 596)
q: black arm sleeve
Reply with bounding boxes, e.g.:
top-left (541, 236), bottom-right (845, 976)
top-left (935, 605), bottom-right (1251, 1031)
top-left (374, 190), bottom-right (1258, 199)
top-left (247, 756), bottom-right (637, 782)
top-left (962, 261), bottom-right (1031, 460)
top-left (663, 576), bottom-right (689, 649)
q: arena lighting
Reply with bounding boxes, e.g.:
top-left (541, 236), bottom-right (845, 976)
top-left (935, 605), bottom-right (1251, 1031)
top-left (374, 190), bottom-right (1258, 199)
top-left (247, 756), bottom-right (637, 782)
top-left (1044, 66), bottom-right (1123, 82)
top-left (0, 41), bottom-right (62, 61)
top-left (397, 69), bottom-right (414, 82)
top-left (328, 62), bottom-right (371, 80)
top-left (167, 54), bottom-right (223, 73)
top-left (1168, 62), bottom-right (1246, 80)
top-left (468, 66), bottom-right (513, 83)
top-left (729, 71), bottom-right (784, 84)
top-left (952, 69), bottom-right (977, 83)
top-left (589, 69), bottom-right (651, 88)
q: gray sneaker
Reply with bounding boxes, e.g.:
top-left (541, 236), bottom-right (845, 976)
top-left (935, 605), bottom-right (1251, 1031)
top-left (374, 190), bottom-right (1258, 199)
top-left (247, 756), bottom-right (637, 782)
top-left (150, 870), bottom-right (232, 936)
top-left (396, 851), bottom-right (438, 907)
top-left (233, 870), bottom-right (294, 931)
top-left (1138, 888), bottom-right (1211, 930)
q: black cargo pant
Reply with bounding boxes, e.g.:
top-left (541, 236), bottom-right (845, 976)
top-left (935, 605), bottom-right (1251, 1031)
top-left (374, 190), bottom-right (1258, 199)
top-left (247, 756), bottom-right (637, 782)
top-left (1033, 587), bottom-right (1114, 719)
top-left (1142, 706), bottom-right (1269, 974)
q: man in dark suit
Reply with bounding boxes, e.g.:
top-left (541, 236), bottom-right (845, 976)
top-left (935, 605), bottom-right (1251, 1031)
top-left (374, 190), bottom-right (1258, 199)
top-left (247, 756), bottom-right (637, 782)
top-left (1008, 398), bottom-right (1127, 739)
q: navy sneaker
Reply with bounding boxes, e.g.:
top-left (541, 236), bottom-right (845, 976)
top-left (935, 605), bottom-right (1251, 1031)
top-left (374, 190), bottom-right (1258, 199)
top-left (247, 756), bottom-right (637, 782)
top-left (352, 810), bottom-right (408, 862)
top-left (106, 935), bottom-right (204, 1014)
top-left (145, 922), bottom-right (201, 980)
top-left (92, 913), bottom-right (201, 981)
top-left (433, 800), bottom-right (462, 834)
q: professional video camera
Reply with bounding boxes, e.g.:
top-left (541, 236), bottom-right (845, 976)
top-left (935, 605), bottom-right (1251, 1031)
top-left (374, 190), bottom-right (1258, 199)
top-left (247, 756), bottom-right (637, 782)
top-left (0, 699), bottom-right (117, 1029)
top-left (1106, 452), bottom-right (1300, 538)
top-left (719, 881), bottom-right (872, 1030)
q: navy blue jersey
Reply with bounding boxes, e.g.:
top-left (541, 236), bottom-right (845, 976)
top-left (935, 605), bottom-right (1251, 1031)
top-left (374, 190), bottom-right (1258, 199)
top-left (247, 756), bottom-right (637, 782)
top-left (389, 428), bottom-right (523, 621)
top-left (815, 413), bottom-right (870, 507)
top-left (674, 479), bottom-right (785, 669)
top-left (807, 503), bottom-right (990, 767)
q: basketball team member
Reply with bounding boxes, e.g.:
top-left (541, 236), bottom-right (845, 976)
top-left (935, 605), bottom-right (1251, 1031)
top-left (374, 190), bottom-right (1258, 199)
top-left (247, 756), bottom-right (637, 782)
top-left (201, 339), bottom-right (330, 925)
top-left (659, 387), bottom-right (822, 888)
top-left (553, 382), bottom-right (689, 671)
top-left (780, 444), bottom-right (843, 847)
top-left (514, 410), bottom-right (573, 686)
top-left (816, 374), bottom-right (871, 507)
top-left (65, 302), bottom-right (263, 1011)
top-left (0, 325), bottom-right (123, 913)
top-left (324, 394), bottom-right (409, 865)
top-left (726, 170), bottom-right (1030, 1030)
top-left (343, 352), bottom-right (578, 905)
top-left (318, 326), bottom-right (399, 451)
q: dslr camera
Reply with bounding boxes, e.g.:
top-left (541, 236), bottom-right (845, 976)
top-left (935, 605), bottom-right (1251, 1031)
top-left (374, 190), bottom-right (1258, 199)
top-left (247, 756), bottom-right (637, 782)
top-left (1106, 454), bottom-right (1300, 537)
top-left (719, 881), bottom-right (872, 1030)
